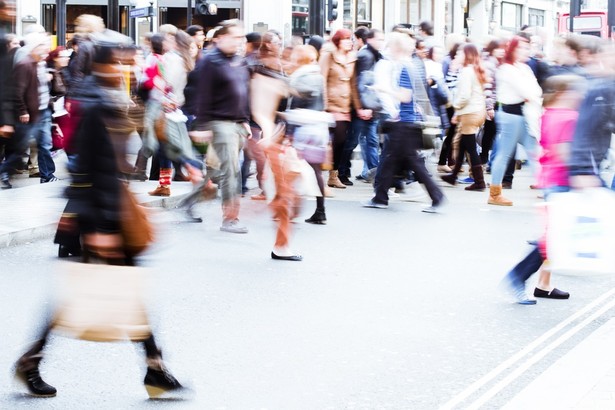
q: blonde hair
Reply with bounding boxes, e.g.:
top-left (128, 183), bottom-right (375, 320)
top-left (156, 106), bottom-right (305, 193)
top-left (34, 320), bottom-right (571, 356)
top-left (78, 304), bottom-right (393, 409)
top-left (158, 24), bottom-right (178, 37)
top-left (175, 30), bottom-right (195, 72)
top-left (385, 31), bottom-right (415, 56)
top-left (74, 14), bottom-right (105, 35)
top-left (291, 45), bottom-right (318, 66)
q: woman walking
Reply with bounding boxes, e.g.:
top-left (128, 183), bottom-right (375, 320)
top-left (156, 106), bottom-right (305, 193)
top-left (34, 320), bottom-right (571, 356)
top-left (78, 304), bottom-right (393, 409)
top-left (440, 43), bottom-right (488, 191)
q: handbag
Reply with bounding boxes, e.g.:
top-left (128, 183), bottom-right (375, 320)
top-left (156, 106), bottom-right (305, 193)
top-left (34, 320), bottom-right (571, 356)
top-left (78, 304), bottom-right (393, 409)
top-left (120, 183), bottom-right (154, 257)
top-left (51, 123), bottom-right (65, 151)
top-left (292, 123), bottom-right (329, 164)
top-left (547, 188), bottom-right (615, 274)
top-left (53, 261), bottom-right (150, 342)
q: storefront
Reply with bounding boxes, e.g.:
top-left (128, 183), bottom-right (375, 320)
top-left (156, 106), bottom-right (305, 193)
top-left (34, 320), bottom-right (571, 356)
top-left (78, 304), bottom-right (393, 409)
top-left (0, 0), bottom-right (16, 34)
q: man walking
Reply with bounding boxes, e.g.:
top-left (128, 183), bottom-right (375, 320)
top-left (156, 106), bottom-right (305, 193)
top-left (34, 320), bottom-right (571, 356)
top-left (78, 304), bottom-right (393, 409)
top-left (194, 20), bottom-right (251, 233)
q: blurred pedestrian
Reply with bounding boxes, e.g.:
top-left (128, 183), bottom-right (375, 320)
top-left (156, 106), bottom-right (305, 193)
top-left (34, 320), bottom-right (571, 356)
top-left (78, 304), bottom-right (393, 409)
top-left (440, 43), bottom-right (488, 191)
top-left (502, 74), bottom-right (585, 304)
top-left (362, 32), bottom-right (445, 212)
top-left (194, 19), bottom-right (251, 233)
top-left (488, 36), bottom-right (541, 206)
top-left (16, 30), bottom-right (187, 399)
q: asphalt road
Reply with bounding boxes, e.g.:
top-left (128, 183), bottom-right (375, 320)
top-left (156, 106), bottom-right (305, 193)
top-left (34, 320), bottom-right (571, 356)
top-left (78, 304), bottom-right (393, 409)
top-left (1, 163), bottom-right (614, 409)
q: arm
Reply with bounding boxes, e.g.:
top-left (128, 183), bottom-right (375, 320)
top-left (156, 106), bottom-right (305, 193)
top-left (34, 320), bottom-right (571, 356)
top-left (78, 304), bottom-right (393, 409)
top-left (319, 51), bottom-right (332, 111)
top-left (453, 67), bottom-right (471, 110)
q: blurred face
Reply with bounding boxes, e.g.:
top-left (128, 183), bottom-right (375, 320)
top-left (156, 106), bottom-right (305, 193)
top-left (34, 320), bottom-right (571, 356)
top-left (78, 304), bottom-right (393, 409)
top-left (267, 35), bottom-right (282, 57)
top-left (492, 46), bottom-right (505, 60)
top-left (8, 37), bottom-right (20, 49)
top-left (216, 26), bottom-right (245, 56)
top-left (339, 36), bottom-right (353, 52)
top-left (194, 30), bottom-right (205, 48)
top-left (55, 53), bottom-right (70, 68)
top-left (430, 46), bottom-right (444, 63)
top-left (367, 32), bottom-right (385, 51)
top-left (30, 42), bottom-right (50, 61)
top-left (163, 33), bottom-right (176, 52)
top-left (514, 41), bottom-right (530, 63)
top-left (189, 41), bottom-right (198, 59)
top-left (416, 44), bottom-right (427, 59)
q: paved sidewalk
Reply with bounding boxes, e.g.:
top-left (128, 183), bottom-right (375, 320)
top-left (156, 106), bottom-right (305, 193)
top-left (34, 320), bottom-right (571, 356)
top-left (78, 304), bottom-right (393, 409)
top-left (0, 179), bottom-right (194, 248)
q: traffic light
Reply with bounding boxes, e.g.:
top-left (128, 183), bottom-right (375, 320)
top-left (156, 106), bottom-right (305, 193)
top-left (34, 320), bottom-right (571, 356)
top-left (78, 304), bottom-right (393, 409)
top-left (570, 0), bottom-right (583, 18)
top-left (327, 0), bottom-right (338, 22)
top-left (195, 0), bottom-right (217, 16)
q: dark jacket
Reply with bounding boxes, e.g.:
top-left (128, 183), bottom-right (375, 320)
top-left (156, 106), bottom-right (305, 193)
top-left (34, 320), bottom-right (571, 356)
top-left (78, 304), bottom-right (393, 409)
top-left (569, 78), bottom-right (615, 177)
top-left (353, 44), bottom-right (383, 111)
top-left (0, 46), bottom-right (16, 126)
top-left (13, 54), bottom-right (40, 123)
top-left (195, 46), bottom-right (250, 124)
top-left (66, 39), bottom-right (96, 99)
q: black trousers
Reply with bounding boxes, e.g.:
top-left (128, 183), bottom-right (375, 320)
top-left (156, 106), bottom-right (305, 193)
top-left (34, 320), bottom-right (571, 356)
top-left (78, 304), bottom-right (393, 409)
top-left (374, 122), bottom-right (443, 206)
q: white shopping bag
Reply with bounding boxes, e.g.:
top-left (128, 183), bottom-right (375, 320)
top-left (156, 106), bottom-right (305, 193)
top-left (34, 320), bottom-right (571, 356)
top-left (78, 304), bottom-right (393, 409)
top-left (547, 188), bottom-right (615, 274)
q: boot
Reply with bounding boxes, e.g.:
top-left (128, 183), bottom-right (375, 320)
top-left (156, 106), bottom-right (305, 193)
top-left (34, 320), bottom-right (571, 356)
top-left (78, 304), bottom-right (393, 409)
top-left (488, 185), bottom-right (513, 206)
top-left (440, 173), bottom-right (457, 186)
top-left (14, 356), bottom-right (57, 398)
top-left (149, 168), bottom-right (172, 196)
top-left (305, 208), bottom-right (327, 225)
top-left (144, 364), bottom-right (186, 399)
top-left (465, 165), bottom-right (486, 191)
top-left (327, 170), bottom-right (346, 189)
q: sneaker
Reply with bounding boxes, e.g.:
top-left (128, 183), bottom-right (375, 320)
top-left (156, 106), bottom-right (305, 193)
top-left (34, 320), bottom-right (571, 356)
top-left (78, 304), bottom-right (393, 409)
top-left (220, 219), bottom-right (248, 233)
top-left (14, 366), bottom-right (57, 397)
top-left (361, 199), bottom-right (388, 209)
top-left (388, 188), bottom-right (400, 198)
top-left (501, 275), bottom-right (537, 305)
top-left (458, 177), bottom-right (474, 184)
top-left (40, 176), bottom-right (59, 184)
top-left (144, 366), bottom-right (189, 399)
top-left (250, 192), bottom-right (266, 201)
top-left (401, 183), bottom-right (428, 202)
top-left (0, 173), bottom-right (11, 189)
top-left (421, 197), bottom-right (446, 213)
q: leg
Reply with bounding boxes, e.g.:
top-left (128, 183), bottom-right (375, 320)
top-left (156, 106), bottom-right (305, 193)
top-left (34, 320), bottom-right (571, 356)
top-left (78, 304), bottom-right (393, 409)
top-left (141, 333), bottom-right (186, 399)
top-left (480, 119), bottom-right (496, 165)
top-left (15, 315), bottom-right (56, 397)
top-left (370, 131), bottom-right (401, 206)
top-left (503, 246), bottom-right (544, 304)
top-left (34, 110), bottom-right (57, 182)
top-left (338, 117), bottom-right (359, 182)
top-left (305, 162), bottom-right (326, 224)
top-left (328, 121), bottom-right (350, 189)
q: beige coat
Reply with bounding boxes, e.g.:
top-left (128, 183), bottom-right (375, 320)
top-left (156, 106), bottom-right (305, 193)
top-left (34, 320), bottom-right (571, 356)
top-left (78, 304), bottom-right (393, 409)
top-left (319, 49), bottom-right (358, 114)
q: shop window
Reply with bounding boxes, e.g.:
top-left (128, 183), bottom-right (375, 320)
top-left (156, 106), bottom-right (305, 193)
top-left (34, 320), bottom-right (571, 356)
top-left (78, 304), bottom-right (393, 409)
top-left (501, 2), bottom-right (522, 32)
top-left (528, 8), bottom-right (545, 27)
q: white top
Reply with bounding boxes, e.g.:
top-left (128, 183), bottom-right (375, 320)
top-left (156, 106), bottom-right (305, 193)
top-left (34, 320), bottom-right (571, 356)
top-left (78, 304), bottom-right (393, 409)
top-left (495, 63), bottom-right (542, 105)
top-left (453, 66), bottom-right (485, 115)
top-left (424, 59), bottom-right (444, 82)
top-left (163, 51), bottom-right (188, 106)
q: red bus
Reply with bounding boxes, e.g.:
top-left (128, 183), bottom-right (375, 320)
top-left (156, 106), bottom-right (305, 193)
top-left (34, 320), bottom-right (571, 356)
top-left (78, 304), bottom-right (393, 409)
top-left (557, 10), bottom-right (610, 39)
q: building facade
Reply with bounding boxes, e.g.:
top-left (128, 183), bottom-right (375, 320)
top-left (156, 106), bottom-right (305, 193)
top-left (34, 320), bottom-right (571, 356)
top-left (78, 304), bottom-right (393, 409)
top-left (5, 0), bottom-right (602, 47)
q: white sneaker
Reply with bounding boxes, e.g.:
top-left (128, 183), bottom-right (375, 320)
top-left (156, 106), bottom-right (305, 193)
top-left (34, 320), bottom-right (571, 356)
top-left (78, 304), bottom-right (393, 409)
top-left (401, 182), bottom-right (428, 202)
top-left (220, 219), bottom-right (248, 234)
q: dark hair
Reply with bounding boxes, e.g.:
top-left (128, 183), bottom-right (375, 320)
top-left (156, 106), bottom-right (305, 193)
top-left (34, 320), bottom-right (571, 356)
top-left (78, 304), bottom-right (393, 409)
top-left (448, 42), bottom-right (461, 60)
top-left (419, 20), bottom-right (434, 36)
top-left (365, 28), bottom-right (383, 40)
top-left (516, 31), bottom-right (532, 42)
top-left (331, 28), bottom-right (352, 48)
top-left (186, 25), bottom-right (204, 37)
top-left (504, 36), bottom-right (529, 65)
top-left (259, 30), bottom-right (282, 58)
top-left (427, 45), bottom-right (443, 60)
top-left (246, 31), bottom-right (262, 45)
top-left (150, 33), bottom-right (164, 55)
top-left (354, 26), bottom-right (369, 43)
top-left (307, 35), bottom-right (325, 53)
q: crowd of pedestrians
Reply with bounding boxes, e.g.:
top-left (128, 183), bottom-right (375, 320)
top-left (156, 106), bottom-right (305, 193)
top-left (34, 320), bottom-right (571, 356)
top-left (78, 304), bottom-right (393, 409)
top-left (1, 14), bottom-right (615, 398)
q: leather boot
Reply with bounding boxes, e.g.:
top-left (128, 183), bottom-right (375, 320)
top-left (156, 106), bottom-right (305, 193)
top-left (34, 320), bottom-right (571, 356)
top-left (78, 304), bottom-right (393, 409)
top-left (465, 165), bottom-right (486, 191)
top-left (488, 185), bottom-right (513, 206)
top-left (327, 170), bottom-right (346, 189)
top-left (148, 185), bottom-right (171, 196)
top-left (305, 208), bottom-right (326, 225)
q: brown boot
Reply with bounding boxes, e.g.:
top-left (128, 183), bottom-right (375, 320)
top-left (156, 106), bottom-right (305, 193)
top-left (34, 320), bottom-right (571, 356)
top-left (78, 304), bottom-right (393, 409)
top-left (327, 170), bottom-right (346, 189)
top-left (148, 185), bottom-right (171, 196)
top-left (488, 185), bottom-right (512, 206)
top-left (465, 165), bottom-right (486, 191)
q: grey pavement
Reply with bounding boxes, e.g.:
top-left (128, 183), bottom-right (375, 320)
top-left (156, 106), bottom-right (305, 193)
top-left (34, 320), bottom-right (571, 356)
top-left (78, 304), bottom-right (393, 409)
top-left (1, 153), bottom-right (615, 408)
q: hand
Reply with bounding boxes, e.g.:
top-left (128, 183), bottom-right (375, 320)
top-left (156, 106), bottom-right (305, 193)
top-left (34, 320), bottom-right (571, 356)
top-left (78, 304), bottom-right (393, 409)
top-left (83, 232), bottom-right (124, 259)
top-left (357, 109), bottom-right (373, 120)
top-left (450, 115), bottom-right (458, 125)
top-left (19, 114), bottom-right (30, 124)
top-left (486, 109), bottom-right (495, 121)
top-left (0, 124), bottom-right (14, 138)
top-left (242, 122), bottom-right (253, 139)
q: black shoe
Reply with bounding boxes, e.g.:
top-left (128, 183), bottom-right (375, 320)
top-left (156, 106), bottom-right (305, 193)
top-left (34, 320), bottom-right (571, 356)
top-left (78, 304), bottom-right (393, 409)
top-left (1, 172), bottom-right (11, 189)
top-left (440, 174), bottom-right (457, 186)
top-left (271, 252), bottom-right (303, 261)
top-left (305, 209), bottom-right (326, 225)
top-left (534, 287), bottom-right (570, 299)
top-left (14, 367), bottom-right (57, 397)
top-left (338, 175), bottom-right (353, 186)
top-left (185, 207), bottom-right (203, 223)
top-left (144, 366), bottom-right (186, 399)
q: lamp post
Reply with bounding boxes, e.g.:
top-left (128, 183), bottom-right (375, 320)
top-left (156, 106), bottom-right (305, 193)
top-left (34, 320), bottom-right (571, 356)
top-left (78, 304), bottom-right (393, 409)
top-left (56, 0), bottom-right (66, 46)
top-left (187, 0), bottom-right (192, 28)
top-left (466, 16), bottom-right (474, 35)
top-left (149, 1), bottom-right (154, 32)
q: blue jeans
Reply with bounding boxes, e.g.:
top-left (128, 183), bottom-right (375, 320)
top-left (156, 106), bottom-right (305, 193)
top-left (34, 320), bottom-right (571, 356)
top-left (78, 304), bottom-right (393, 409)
top-left (491, 110), bottom-right (538, 186)
top-left (33, 109), bottom-right (56, 180)
top-left (354, 117), bottom-right (379, 177)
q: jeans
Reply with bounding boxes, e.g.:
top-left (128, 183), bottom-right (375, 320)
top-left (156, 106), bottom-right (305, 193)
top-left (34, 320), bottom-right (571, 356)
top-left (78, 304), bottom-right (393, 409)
top-left (491, 110), bottom-right (538, 186)
top-left (506, 246), bottom-right (544, 286)
top-left (354, 117), bottom-right (379, 177)
top-left (209, 121), bottom-right (248, 202)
